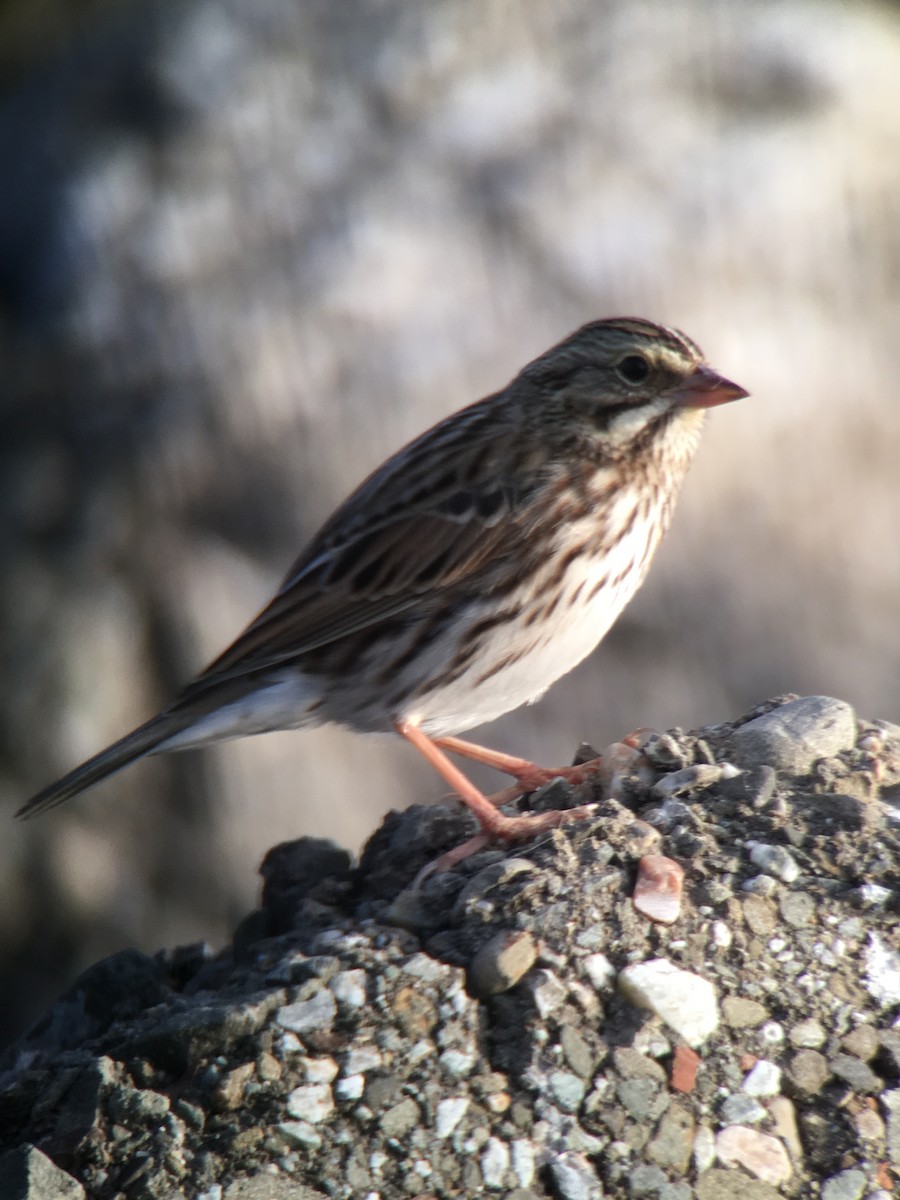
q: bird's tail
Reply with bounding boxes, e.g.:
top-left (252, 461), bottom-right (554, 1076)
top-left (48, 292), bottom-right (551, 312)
top-left (16, 714), bottom-right (185, 819)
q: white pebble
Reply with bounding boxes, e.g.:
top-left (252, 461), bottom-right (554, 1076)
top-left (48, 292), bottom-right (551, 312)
top-left (481, 1137), bottom-right (510, 1189)
top-left (582, 953), bottom-right (616, 992)
top-left (710, 921), bottom-right (733, 949)
top-left (618, 958), bottom-right (719, 1048)
top-left (435, 1097), bottom-right (469, 1138)
top-left (742, 1059), bottom-right (782, 1097)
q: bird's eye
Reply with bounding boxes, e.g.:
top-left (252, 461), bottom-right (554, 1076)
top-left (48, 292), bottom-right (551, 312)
top-left (616, 354), bottom-right (651, 386)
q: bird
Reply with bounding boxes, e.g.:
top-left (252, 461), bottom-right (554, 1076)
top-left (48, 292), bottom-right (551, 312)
top-left (17, 318), bottom-right (747, 857)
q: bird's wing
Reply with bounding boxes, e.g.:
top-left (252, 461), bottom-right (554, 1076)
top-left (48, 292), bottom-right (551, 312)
top-left (185, 396), bottom-right (549, 688)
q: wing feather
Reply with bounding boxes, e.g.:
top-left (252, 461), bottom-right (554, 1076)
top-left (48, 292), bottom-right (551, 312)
top-left (189, 399), bottom-right (548, 687)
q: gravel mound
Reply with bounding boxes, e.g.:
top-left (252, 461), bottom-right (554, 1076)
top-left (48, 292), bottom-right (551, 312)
top-left (1, 695), bottom-right (898, 1199)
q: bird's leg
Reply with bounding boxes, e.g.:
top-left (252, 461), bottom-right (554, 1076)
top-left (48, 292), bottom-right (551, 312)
top-left (433, 734), bottom-right (604, 793)
top-left (396, 722), bottom-right (599, 852)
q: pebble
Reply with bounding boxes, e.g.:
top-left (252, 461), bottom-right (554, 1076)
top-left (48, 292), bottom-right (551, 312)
top-left (742, 1059), bottom-right (782, 1097)
top-left (342, 1046), bottom-right (382, 1075)
top-left (480, 1136), bottom-right (509, 1189)
top-left (276, 1120), bottom-right (322, 1149)
top-left (618, 959), bottom-right (719, 1048)
top-left (651, 763), bottom-right (725, 798)
top-left (527, 969), bottom-right (568, 1018)
top-left (729, 696), bottom-right (856, 774)
top-left (829, 1053), bottom-right (881, 1093)
top-left (435, 1097), bottom-right (469, 1138)
top-left (768, 1096), bottom-right (803, 1163)
top-left (560, 1026), bottom-right (594, 1078)
top-left (379, 1097), bottom-right (420, 1137)
top-left (790, 1019), bottom-right (826, 1048)
top-left (715, 1125), bottom-right (792, 1186)
top-left (693, 1125), bottom-right (716, 1175)
top-left (582, 953), bottom-right (616, 992)
top-left (710, 921), bottom-right (732, 949)
top-left (617, 1077), bottom-right (663, 1120)
top-left (329, 969), bottom-right (367, 1009)
top-left (468, 930), bottom-right (537, 997)
top-left (333, 1074), bottom-right (364, 1102)
top-left (779, 892), bottom-right (815, 928)
top-left (863, 932), bottom-right (900, 1006)
top-left (670, 1045), bottom-right (700, 1093)
top-left (401, 952), bottom-right (446, 981)
top-left (549, 1150), bottom-right (603, 1200)
top-left (645, 1103), bottom-right (695, 1173)
top-left (721, 1093), bottom-right (767, 1125)
top-left (854, 1106), bottom-right (884, 1141)
top-left (628, 1164), bottom-right (668, 1195)
top-left (300, 1056), bottom-right (338, 1085)
top-left (722, 997), bottom-right (768, 1029)
top-left (741, 895), bottom-right (777, 936)
top-left (789, 1050), bottom-right (829, 1094)
top-left (821, 1168), bottom-right (867, 1200)
top-left (882, 1089), bottom-right (900, 1163)
top-left (748, 843), bottom-right (799, 883)
top-left (547, 1071), bottom-right (586, 1113)
top-left (857, 882), bottom-right (892, 908)
top-left (510, 1139), bottom-right (535, 1188)
top-left (285, 1084), bottom-right (334, 1124)
top-left (841, 1024), bottom-right (879, 1060)
top-left (439, 1049), bottom-right (476, 1080)
top-left (0, 1146), bottom-right (85, 1199)
top-left (759, 1022), bottom-right (784, 1047)
top-left (632, 855), bottom-right (685, 924)
top-left (275, 989), bottom-right (337, 1035)
top-left (742, 874), bottom-right (778, 897)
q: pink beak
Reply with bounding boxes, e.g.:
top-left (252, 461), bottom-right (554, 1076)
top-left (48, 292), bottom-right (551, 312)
top-left (671, 363), bottom-right (749, 409)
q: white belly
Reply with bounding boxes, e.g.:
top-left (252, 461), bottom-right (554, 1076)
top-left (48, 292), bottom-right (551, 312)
top-left (404, 505), bottom-right (662, 737)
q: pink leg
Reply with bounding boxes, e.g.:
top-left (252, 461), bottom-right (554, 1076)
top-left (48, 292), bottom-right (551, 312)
top-left (397, 722), bottom-right (599, 848)
top-left (434, 734), bottom-right (604, 791)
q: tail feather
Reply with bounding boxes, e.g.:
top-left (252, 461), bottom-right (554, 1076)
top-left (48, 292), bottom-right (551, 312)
top-left (16, 714), bottom-right (183, 819)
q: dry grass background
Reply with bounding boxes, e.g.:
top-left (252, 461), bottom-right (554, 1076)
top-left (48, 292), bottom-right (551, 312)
top-left (1, 0), bottom-right (899, 1045)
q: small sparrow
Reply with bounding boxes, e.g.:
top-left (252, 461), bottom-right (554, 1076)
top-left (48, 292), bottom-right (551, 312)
top-left (18, 318), bottom-right (747, 855)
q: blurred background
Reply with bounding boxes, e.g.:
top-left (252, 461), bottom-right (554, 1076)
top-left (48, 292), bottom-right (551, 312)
top-left (1, 0), bottom-right (899, 1048)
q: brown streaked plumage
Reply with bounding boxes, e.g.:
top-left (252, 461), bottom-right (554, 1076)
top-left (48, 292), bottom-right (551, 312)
top-left (18, 318), bottom-right (747, 851)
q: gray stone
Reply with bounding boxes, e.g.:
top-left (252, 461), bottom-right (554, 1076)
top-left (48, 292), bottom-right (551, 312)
top-left (790, 1019), bottom-right (826, 1047)
top-left (329, 969), bottom-right (367, 1009)
top-left (468, 930), bottom-right (537, 997)
top-left (285, 1083), bottom-right (334, 1124)
top-left (107, 1084), bottom-right (171, 1126)
top-left (548, 1070), bottom-right (587, 1113)
top-left (883, 1089), bottom-right (900, 1166)
top-left (790, 1050), bottom-right (830, 1093)
top-left (560, 1025), bottom-right (595, 1078)
top-left (721, 1093), bottom-right (767, 1124)
top-left (830, 1053), bottom-right (881, 1093)
top-left (275, 1120), bottom-right (322, 1150)
top-left (748, 843), bottom-right (799, 883)
top-left (618, 1076), bottom-right (662, 1120)
top-left (629, 1163), bottom-right (668, 1195)
top-left (275, 988), bottom-right (337, 1034)
top-left (0, 1147), bottom-right (85, 1199)
top-left (730, 696), bottom-right (856, 774)
top-left (779, 892), bottom-right (816, 928)
top-left (549, 1151), bottom-right (603, 1200)
top-left (821, 1168), bottom-right (866, 1200)
top-left (379, 1097), bottom-right (420, 1138)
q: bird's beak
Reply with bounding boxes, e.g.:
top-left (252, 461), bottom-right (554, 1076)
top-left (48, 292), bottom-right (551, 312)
top-left (671, 363), bottom-right (749, 409)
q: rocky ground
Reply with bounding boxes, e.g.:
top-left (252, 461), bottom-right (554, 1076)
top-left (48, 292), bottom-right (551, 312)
top-left (1, 694), bottom-right (898, 1200)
